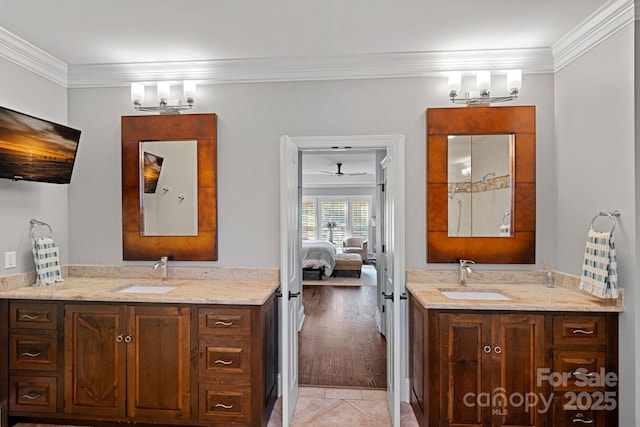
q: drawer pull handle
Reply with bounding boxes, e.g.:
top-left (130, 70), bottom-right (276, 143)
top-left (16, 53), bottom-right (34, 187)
top-left (483, 345), bottom-right (492, 354)
top-left (571, 329), bottom-right (594, 335)
top-left (21, 392), bottom-right (42, 400)
top-left (215, 321), bottom-right (234, 326)
top-left (573, 370), bottom-right (596, 378)
top-left (215, 403), bottom-right (234, 409)
top-left (20, 314), bottom-right (42, 320)
top-left (571, 415), bottom-right (593, 424)
top-left (21, 351), bottom-right (42, 358)
top-left (215, 359), bottom-right (234, 365)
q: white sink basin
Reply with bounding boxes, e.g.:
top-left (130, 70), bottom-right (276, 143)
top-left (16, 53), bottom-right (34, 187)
top-left (116, 284), bottom-right (178, 294)
top-left (439, 288), bottom-right (512, 301)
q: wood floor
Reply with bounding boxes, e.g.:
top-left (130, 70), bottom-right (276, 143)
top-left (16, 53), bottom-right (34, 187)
top-left (298, 284), bottom-right (387, 389)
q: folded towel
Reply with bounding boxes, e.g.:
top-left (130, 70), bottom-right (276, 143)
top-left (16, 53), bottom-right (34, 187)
top-left (499, 223), bottom-right (510, 237)
top-left (579, 229), bottom-right (618, 299)
top-left (32, 237), bottom-right (64, 286)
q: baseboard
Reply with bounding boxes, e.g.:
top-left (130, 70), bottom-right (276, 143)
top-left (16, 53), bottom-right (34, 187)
top-left (402, 377), bottom-right (411, 402)
top-left (375, 308), bottom-right (384, 334)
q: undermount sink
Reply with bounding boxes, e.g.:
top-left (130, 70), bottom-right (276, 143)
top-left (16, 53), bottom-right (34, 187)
top-left (439, 288), bottom-right (512, 301)
top-left (115, 284), bottom-right (178, 294)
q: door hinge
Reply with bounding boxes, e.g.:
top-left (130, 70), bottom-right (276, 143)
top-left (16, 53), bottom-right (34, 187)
top-left (381, 244), bottom-right (385, 253)
top-left (382, 304), bottom-right (385, 313)
top-left (380, 183), bottom-right (385, 192)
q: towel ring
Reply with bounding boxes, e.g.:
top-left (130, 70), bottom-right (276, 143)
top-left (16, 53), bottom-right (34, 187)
top-left (589, 212), bottom-right (617, 234)
top-left (30, 219), bottom-right (53, 241)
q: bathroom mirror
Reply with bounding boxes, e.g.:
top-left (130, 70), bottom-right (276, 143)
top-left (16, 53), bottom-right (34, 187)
top-left (427, 105), bottom-right (535, 264)
top-left (140, 140), bottom-right (198, 236)
top-left (122, 114), bottom-right (217, 261)
top-left (447, 134), bottom-right (513, 237)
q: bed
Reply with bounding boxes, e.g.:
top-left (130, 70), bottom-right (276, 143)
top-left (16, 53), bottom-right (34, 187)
top-left (302, 240), bottom-right (336, 279)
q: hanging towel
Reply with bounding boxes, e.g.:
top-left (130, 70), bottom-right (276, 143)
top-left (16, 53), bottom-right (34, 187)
top-left (579, 229), bottom-right (618, 299)
top-left (32, 237), bottom-right (64, 286)
top-left (499, 223), bottom-right (511, 237)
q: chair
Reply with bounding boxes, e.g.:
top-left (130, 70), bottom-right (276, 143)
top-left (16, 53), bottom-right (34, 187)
top-left (342, 237), bottom-right (368, 262)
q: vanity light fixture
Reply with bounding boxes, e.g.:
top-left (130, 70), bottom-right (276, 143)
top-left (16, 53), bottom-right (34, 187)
top-left (131, 81), bottom-right (196, 113)
top-left (448, 70), bottom-right (521, 105)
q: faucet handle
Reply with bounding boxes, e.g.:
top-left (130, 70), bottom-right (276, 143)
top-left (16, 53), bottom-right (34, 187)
top-left (459, 259), bottom-right (475, 267)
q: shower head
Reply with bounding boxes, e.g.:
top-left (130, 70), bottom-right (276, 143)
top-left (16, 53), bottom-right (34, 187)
top-left (448, 185), bottom-right (465, 199)
top-left (479, 172), bottom-right (496, 184)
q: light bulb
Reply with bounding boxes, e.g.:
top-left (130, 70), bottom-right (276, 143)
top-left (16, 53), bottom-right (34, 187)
top-left (476, 71), bottom-right (491, 94)
top-left (183, 81), bottom-right (196, 103)
top-left (507, 69), bottom-right (522, 93)
top-left (157, 82), bottom-right (171, 104)
top-left (131, 83), bottom-right (144, 104)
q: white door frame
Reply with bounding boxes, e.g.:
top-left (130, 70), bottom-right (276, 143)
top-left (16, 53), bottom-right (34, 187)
top-left (279, 134), bottom-right (406, 426)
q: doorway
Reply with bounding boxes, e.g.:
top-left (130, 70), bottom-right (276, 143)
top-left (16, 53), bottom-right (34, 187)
top-left (298, 149), bottom-right (385, 388)
top-left (280, 134), bottom-right (405, 427)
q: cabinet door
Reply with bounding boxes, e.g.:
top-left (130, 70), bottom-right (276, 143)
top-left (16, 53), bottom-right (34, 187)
top-left (64, 304), bottom-right (127, 417)
top-left (126, 305), bottom-right (191, 420)
top-left (491, 314), bottom-right (545, 427)
top-left (439, 312), bottom-right (492, 427)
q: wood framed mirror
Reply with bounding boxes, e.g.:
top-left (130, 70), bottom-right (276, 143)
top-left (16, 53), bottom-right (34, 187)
top-left (427, 105), bottom-right (535, 263)
top-left (122, 113), bottom-right (217, 261)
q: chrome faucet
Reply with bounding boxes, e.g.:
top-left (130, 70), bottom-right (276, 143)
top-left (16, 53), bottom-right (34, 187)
top-left (459, 259), bottom-right (475, 286)
top-left (154, 256), bottom-right (168, 281)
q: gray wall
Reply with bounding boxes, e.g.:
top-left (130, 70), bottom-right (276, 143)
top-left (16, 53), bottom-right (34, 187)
top-left (0, 57), bottom-right (70, 275)
top-left (555, 26), bottom-right (636, 425)
top-left (67, 74), bottom-right (556, 269)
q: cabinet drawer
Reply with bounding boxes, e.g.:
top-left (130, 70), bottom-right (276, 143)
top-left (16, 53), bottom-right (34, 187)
top-left (9, 375), bottom-right (57, 413)
top-left (552, 351), bottom-right (607, 391)
top-left (199, 307), bottom-right (251, 336)
top-left (10, 302), bottom-right (58, 330)
top-left (9, 334), bottom-right (58, 371)
top-left (552, 395), bottom-right (606, 427)
top-left (553, 315), bottom-right (606, 345)
top-left (198, 383), bottom-right (251, 423)
top-left (200, 339), bottom-right (251, 376)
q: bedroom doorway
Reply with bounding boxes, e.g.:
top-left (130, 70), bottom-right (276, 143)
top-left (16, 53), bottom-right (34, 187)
top-left (279, 134), bottom-right (405, 427)
top-left (298, 148), bottom-right (385, 388)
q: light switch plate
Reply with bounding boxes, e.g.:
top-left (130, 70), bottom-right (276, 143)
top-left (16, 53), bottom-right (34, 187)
top-left (4, 251), bottom-right (16, 269)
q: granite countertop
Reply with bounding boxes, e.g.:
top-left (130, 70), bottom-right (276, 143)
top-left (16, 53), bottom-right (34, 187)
top-left (0, 277), bottom-right (279, 305)
top-left (406, 281), bottom-right (623, 312)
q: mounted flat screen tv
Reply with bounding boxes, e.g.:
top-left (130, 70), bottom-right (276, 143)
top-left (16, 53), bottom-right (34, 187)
top-left (0, 106), bottom-right (82, 184)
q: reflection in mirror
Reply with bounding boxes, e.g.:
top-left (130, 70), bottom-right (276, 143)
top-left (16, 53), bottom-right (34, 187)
top-left (447, 134), bottom-right (513, 237)
top-left (140, 140), bottom-right (198, 236)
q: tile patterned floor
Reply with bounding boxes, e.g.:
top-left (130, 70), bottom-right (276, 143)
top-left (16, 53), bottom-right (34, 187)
top-left (268, 386), bottom-right (420, 426)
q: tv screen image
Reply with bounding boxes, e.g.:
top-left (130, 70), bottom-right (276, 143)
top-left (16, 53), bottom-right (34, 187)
top-left (143, 151), bottom-right (164, 194)
top-left (0, 106), bottom-right (81, 184)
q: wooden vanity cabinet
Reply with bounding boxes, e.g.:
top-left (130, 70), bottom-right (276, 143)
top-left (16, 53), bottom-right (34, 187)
top-left (64, 303), bottom-right (191, 420)
top-left (3, 294), bottom-right (278, 427)
top-left (409, 296), bottom-right (619, 427)
top-left (7, 301), bottom-right (63, 415)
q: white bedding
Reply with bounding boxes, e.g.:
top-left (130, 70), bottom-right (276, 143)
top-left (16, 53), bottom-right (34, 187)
top-left (302, 240), bottom-right (336, 277)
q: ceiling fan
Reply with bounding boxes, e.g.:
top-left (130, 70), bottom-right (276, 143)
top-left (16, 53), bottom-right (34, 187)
top-left (321, 162), bottom-right (367, 177)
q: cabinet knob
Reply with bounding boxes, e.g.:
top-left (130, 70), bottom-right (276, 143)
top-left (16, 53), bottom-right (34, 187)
top-left (124, 335), bottom-right (132, 343)
top-left (493, 345), bottom-right (502, 354)
top-left (483, 345), bottom-right (492, 354)
top-left (116, 334), bottom-right (124, 343)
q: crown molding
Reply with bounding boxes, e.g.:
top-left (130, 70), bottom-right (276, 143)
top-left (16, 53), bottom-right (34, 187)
top-left (552, 0), bottom-right (634, 72)
top-left (0, 26), bottom-right (67, 87)
top-left (66, 48), bottom-right (553, 88)
top-left (0, 0), bottom-right (629, 90)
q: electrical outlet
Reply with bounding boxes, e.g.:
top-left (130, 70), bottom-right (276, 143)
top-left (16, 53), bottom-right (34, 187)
top-left (4, 251), bottom-right (16, 269)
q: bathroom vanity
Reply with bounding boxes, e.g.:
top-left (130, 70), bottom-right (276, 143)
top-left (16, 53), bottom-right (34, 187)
top-left (0, 277), bottom-right (279, 427)
top-left (407, 280), bottom-right (622, 427)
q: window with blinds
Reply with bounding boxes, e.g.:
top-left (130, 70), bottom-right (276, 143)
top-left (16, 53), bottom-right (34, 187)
top-left (301, 197), bottom-right (371, 245)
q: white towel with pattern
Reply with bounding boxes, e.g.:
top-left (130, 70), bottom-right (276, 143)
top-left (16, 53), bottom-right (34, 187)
top-left (578, 229), bottom-right (618, 299)
top-left (32, 237), bottom-right (64, 286)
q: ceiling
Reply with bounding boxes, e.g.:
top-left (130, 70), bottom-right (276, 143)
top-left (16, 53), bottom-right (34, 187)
top-left (302, 150), bottom-right (377, 188)
top-left (0, 0), bottom-right (609, 67)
